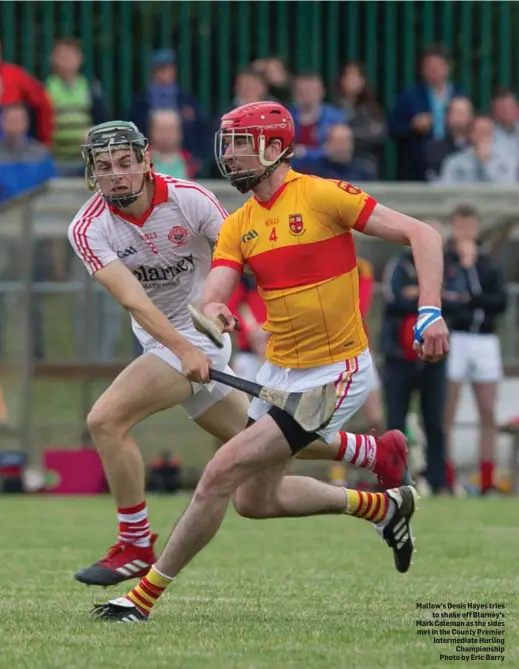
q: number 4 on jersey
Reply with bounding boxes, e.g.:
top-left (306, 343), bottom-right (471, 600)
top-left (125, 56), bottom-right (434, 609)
top-left (269, 227), bottom-right (278, 242)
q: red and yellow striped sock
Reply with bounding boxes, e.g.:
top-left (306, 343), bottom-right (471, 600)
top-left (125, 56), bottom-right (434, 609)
top-left (126, 566), bottom-right (173, 616)
top-left (343, 489), bottom-right (390, 524)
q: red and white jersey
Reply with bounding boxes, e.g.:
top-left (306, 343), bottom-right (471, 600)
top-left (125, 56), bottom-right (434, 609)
top-left (68, 173), bottom-right (227, 345)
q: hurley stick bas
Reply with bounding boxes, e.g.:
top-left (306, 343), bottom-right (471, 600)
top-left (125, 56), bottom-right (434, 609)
top-left (188, 304), bottom-right (337, 432)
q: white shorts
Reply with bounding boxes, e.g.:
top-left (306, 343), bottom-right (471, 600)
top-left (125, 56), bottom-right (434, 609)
top-left (248, 348), bottom-right (373, 443)
top-left (232, 351), bottom-right (264, 383)
top-left (447, 331), bottom-right (503, 383)
top-left (146, 328), bottom-right (234, 420)
top-left (370, 357), bottom-right (381, 390)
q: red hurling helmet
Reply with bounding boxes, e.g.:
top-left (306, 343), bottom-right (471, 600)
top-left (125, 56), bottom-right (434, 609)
top-left (215, 101), bottom-right (295, 193)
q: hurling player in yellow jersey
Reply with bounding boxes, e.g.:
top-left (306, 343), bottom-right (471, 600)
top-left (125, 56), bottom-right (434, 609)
top-left (95, 102), bottom-right (449, 623)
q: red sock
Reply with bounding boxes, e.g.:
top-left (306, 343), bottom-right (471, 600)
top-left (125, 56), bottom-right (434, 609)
top-left (335, 431), bottom-right (348, 460)
top-left (480, 461), bottom-right (494, 493)
top-left (117, 501), bottom-right (151, 547)
top-left (445, 461), bottom-right (455, 489)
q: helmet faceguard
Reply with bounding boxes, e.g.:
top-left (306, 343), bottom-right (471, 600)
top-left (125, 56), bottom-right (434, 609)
top-left (215, 102), bottom-right (295, 193)
top-left (82, 121), bottom-right (150, 208)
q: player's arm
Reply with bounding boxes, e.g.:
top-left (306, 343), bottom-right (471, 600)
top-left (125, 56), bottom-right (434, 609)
top-left (93, 261), bottom-right (200, 358)
top-left (68, 218), bottom-right (210, 380)
top-left (310, 180), bottom-right (448, 362)
top-left (361, 204), bottom-right (449, 362)
top-left (200, 213), bottom-right (244, 331)
top-left (362, 204), bottom-right (442, 308)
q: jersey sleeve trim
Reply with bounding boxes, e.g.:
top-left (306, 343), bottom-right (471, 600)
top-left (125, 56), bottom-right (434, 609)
top-left (353, 196), bottom-right (377, 232)
top-left (212, 258), bottom-right (244, 273)
top-left (70, 196), bottom-right (106, 273)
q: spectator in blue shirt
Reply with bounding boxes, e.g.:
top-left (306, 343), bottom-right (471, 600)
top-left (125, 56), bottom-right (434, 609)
top-left (389, 45), bottom-right (463, 181)
top-left (288, 72), bottom-right (346, 163)
top-left (0, 103), bottom-right (55, 202)
top-left (293, 124), bottom-right (375, 181)
top-left (129, 50), bottom-right (210, 165)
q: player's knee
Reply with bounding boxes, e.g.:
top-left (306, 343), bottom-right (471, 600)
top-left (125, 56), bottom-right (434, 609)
top-left (233, 489), bottom-right (278, 519)
top-left (479, 408), bottom-right (496, 428)
top-left (195, 451), bottom-right (239, 500)
top-left (87, 401), bottom-right (126, 442)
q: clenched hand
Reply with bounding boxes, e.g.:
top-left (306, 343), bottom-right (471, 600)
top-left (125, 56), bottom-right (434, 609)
top-left (413, 318), bottom-right (450, 363)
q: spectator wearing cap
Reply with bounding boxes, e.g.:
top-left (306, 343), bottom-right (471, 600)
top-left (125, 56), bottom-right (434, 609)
top-left (0, 39), bottom-right (54, 146)
top-left (129, 49), bottom-right (209, 164)
top-left (389, 45), bottom-right (463, 180)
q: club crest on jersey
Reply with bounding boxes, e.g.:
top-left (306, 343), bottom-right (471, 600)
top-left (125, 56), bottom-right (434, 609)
top-left (289, 213), bottom-right (305, 236)
top-left (168, 225), bottom-right (188, 247)
top-left (337, 181), bottom-right (361, 195)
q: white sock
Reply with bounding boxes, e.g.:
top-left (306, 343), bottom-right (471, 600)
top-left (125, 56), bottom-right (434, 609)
top-left (342, 433), bottom-right (377, 470)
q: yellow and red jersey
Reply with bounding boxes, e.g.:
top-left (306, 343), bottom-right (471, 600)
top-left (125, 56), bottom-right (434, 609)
top-left (227, 276), bottom-right (267, 352)
top-left (213, 169), bottom-right (376, 368)
top-left (357, 257), bottom-right (375, 341)
top-left (357, 258), bottom-right (374, 318)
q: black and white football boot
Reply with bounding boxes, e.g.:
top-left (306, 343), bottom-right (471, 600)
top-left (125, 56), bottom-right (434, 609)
top-left (377, 485), bottom-right (418, 573)
top-left (92, 597), bottom-right (149, 623)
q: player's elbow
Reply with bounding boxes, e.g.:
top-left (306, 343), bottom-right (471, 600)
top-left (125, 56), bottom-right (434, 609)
top-left (407, 218), bottom-right (443, 250)
top-left (111, 288), bottom-right (144, 313)
top-left (118, 295), bottom-right (139, 312)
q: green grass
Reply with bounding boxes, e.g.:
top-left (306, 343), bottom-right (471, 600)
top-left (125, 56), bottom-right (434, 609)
top-left (0, 495), bottom-right (517, 669)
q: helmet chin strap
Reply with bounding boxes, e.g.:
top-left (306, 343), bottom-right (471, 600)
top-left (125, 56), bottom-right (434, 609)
top-left (228, 136), bottom-right (290, 193)
top-left (99, 169), bottom-right (149, 208)
top-left (229, 160), bottom-right (281, 194)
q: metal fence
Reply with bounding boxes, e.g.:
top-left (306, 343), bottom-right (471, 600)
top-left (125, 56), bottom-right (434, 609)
top-left (2, 1), bottom-right (519, 177)
top-left (2, 180), bottom-right (519, 468)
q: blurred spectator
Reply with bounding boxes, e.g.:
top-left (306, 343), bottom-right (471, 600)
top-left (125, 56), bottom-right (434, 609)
top-left (293, 124), bottom-right (375, 180)
top-left (389, 45), bottom-right (463, 180)
top-left (333, 61), bottom-right (386, 177)
top-left (357, 257), bottom-right (384, 434)
top-left (0, 104), bottom-right (55, 202)
top-left (379, 222), bottom-right (464, 494)
top-left (129, 49), bottom-right (209, 163)
top-left (438, 115), bottom-right (517, 183)
top-left (491, 88), bottom-right (519, 152)
top-left (0, 104), bottom-right (56, 359)
top-left (232, 69), bottom-right (268, 107)
top-left (443, 205), bottom-right (507, 495)
top-left (288, 72), bottom-right (345, 161)
top-left (149, 109), bottom-right (199, 178)
top-left (45, 38), bottom-right (108, 174)
top-left (227, 273), bottom-right (267, 384)
top-left (0, 39), bottom-right (54, 146)
top-left (425, 96), bottom-right (473, 181)
top-left (251, 57), bottom-right (292, 104)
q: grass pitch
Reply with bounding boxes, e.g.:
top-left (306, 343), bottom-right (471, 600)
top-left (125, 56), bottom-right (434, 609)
top-left (0, 495), bottom-right (517, 669)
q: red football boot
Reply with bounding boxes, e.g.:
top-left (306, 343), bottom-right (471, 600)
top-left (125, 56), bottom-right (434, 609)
top-left (74, 534), bottom-right (158, 586)
top-left (373, 430), bottom-right (412, 490)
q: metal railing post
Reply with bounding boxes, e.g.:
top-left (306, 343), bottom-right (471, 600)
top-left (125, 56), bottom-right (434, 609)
top-left (19, 198), bottom-right (36, 466)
